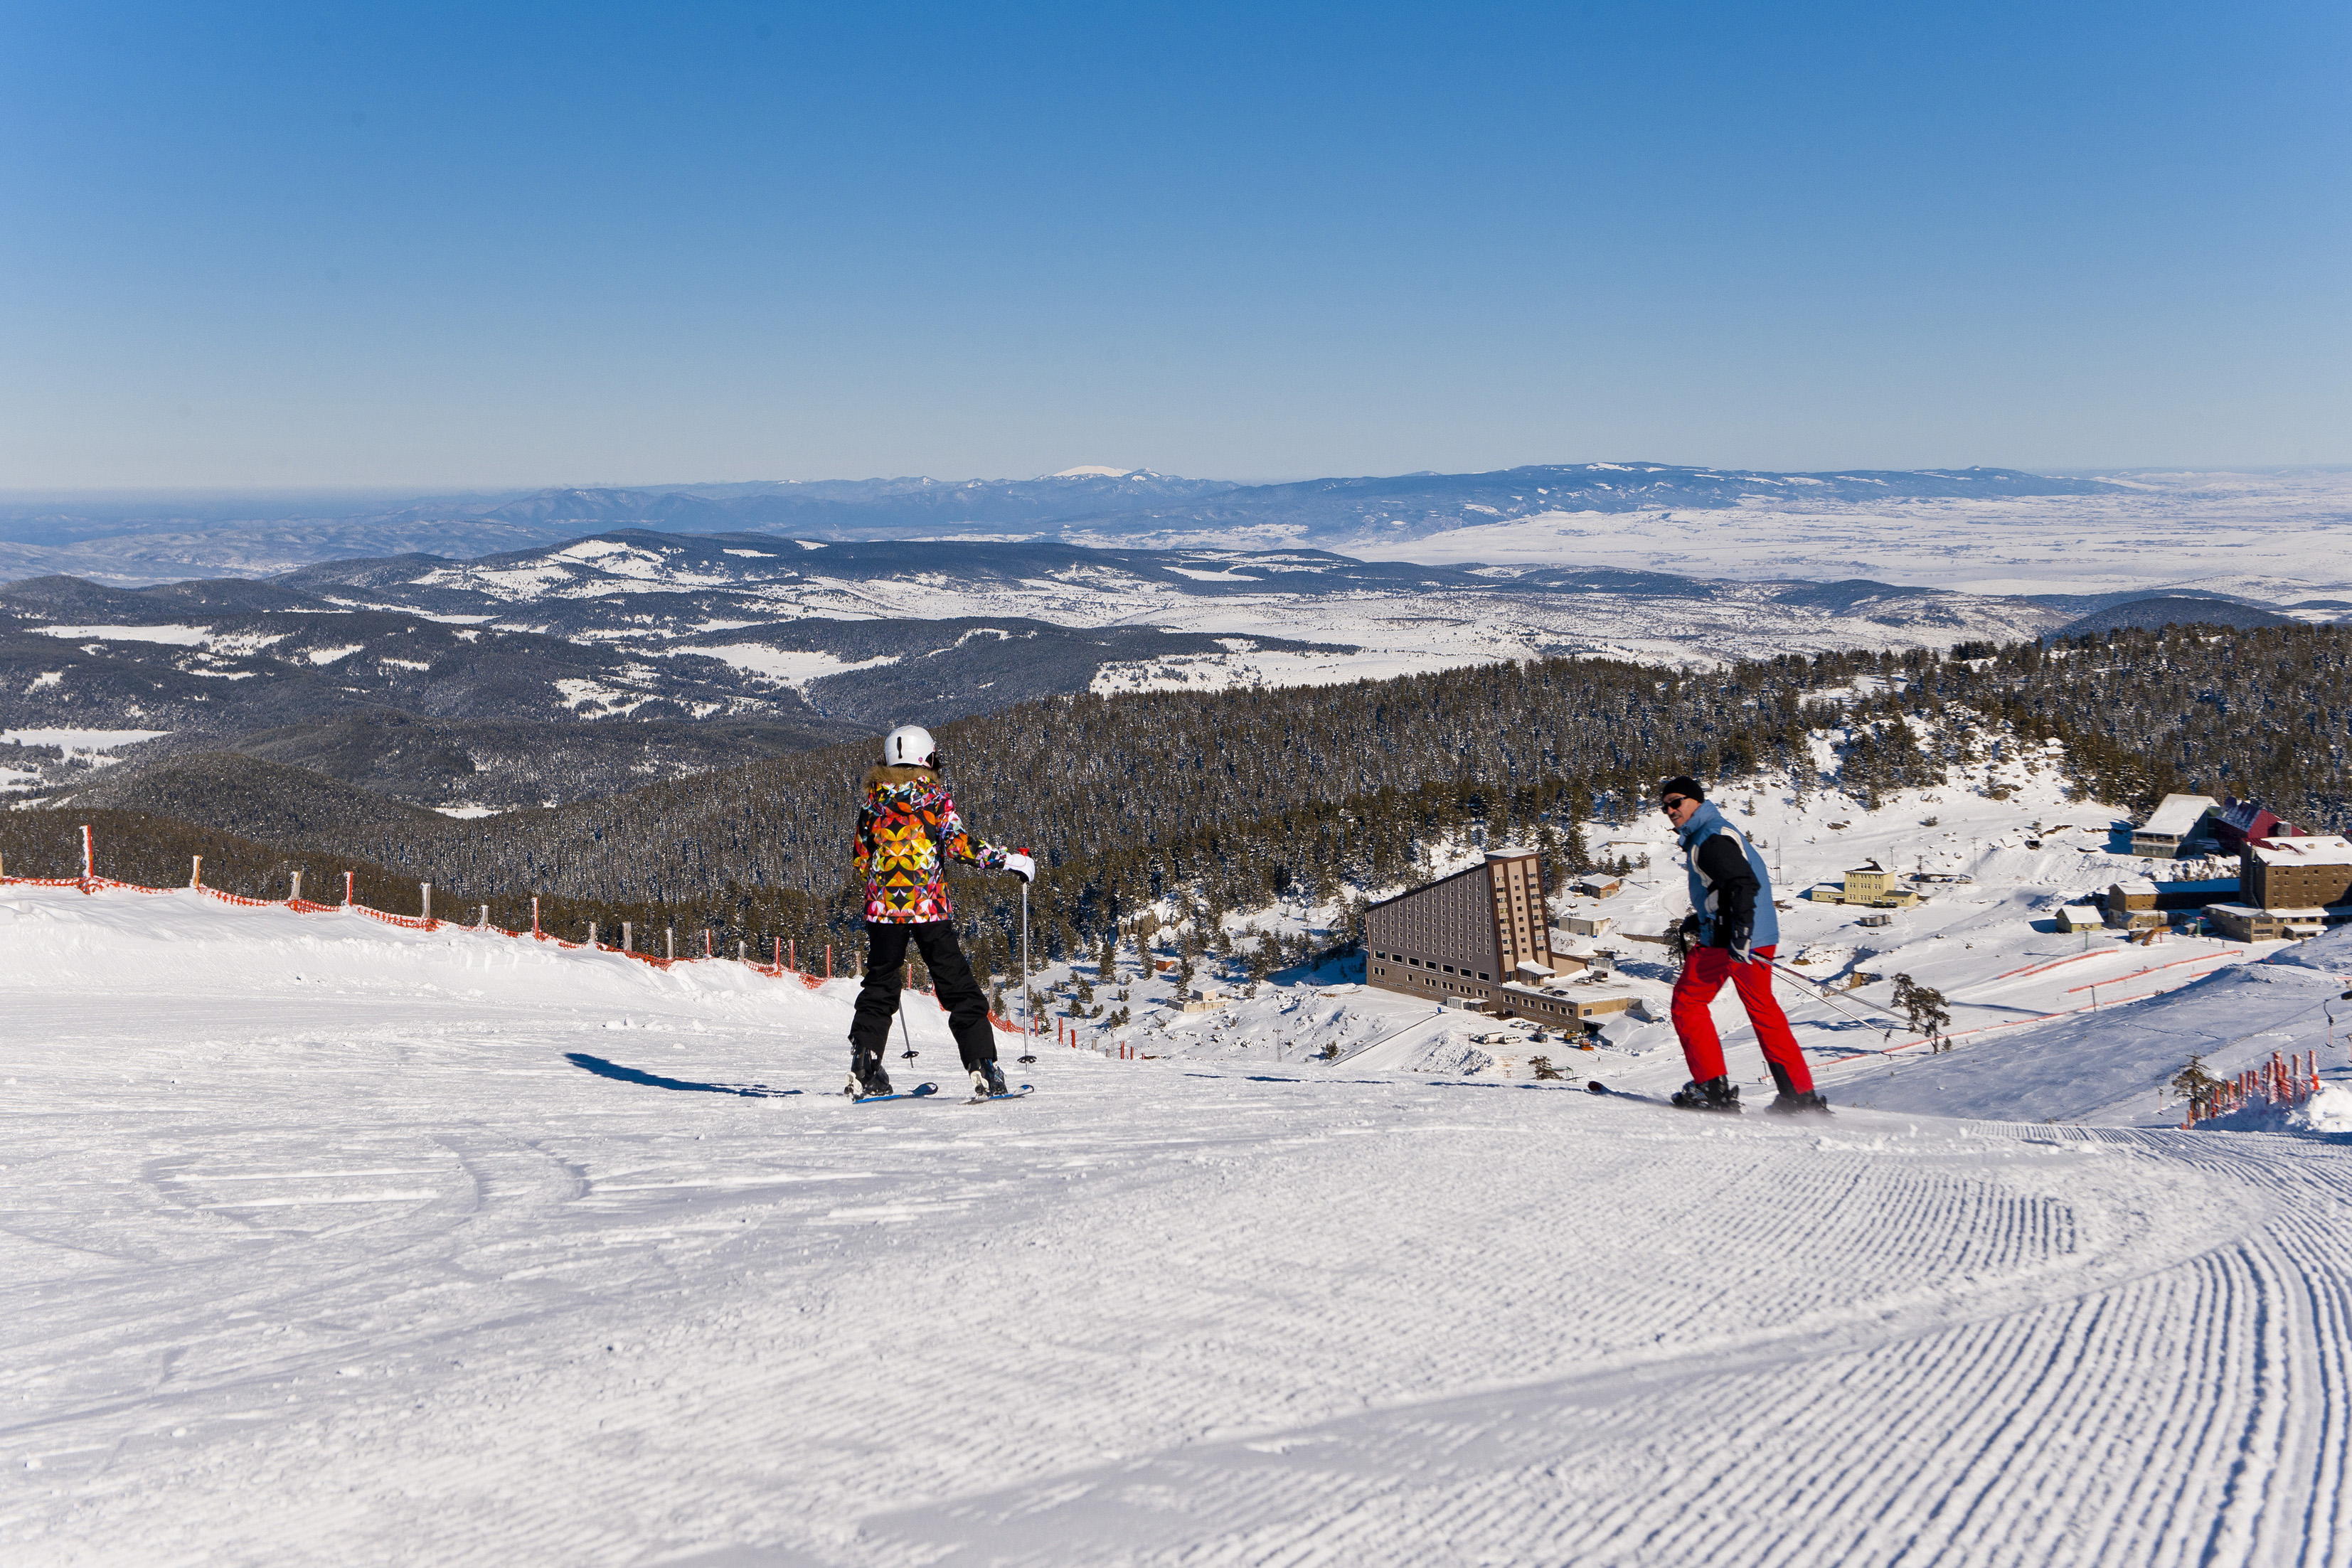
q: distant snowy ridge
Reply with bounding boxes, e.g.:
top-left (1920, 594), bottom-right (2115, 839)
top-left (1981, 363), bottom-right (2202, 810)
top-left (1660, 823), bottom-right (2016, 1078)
top-left (0, 459), bottom-right (2148, 585)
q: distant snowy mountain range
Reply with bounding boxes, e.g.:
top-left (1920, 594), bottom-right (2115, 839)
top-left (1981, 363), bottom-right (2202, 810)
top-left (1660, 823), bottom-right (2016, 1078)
top-left (0, 462), bottom-right (2127, 586)
top-left (412, 463), bottom-right (2118, 550)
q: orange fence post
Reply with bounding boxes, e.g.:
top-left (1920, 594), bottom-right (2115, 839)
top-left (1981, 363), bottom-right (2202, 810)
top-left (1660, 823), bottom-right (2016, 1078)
top-left (825, 944), bottom-right (832, 980)
top-left (344, 869), bottom-right (354, 905)
top-left (80, 823), bottom-right (92, 892)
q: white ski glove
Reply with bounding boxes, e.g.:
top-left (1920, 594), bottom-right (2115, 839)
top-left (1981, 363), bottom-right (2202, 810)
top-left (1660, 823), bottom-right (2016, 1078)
top-left (1001, 850), bottom-right (1036, 883)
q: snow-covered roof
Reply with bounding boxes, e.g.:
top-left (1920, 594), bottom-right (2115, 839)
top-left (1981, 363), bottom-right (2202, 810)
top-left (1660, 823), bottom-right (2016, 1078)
top-left (2058, 905), bottom-right (2100, 917)
top-left (2247, 834), bottom-right (2352, 868)
top-left (2112, 878), bottom-right (2160, 895)
top-left (2206, 902), bottom-right (2333, 921)
top-left (2140, 794), bottom-right (2220, 836)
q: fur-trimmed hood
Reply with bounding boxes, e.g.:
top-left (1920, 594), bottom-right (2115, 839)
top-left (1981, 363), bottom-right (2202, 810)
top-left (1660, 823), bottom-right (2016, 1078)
top-left (864, 763), bottom-right (940, 791)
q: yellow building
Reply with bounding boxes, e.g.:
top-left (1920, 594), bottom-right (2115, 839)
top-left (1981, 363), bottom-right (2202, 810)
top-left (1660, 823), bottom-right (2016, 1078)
top-left (1833, 860), bottom-right (1920, 909)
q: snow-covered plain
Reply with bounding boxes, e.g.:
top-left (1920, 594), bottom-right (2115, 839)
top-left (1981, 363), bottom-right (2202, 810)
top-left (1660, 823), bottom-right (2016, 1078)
top-left (1336, 469), bottom-right (2352, 604)
top-left (7, 794), bottom-right (2352, 1564)
top-left (669, 573), bottom-right (2063, 691)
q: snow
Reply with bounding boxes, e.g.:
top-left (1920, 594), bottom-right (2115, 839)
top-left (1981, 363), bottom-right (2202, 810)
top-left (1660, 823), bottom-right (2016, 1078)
top-left (1090, 647), bottom-right (1455, 695)
top-left (2295, 1082), bottom-right (2352, 1136)
top-left (679, 645), bottom-right (902, 691)
top-left (1160, 565), bottom-right (1262, 582)
top-left (2139, 791), bottom-right (2218, 837)
top-left (33, 624), bottom-right (211, 646)
top-left (304, 644), bottom-right (365, 666)
top-left (2247, 833), bottom-right (2352, 868)
top-left (748, 563), bottom-right (2064, 678)
top-left (1, 727), bottom-right (169, 751)
top-left (1048, 464), bottom-right (1135, 477)
top-left (6, 883), bottom-right (2352, 1562)
top-left (550, 677), bottom-right (654, 718)
top-left (1341, 469), bottom-right (2352, 602)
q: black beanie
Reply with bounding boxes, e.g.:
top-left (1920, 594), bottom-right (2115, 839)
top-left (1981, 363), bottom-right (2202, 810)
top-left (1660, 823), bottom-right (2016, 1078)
top-left (1657, 775), bottom-right (1704, 801)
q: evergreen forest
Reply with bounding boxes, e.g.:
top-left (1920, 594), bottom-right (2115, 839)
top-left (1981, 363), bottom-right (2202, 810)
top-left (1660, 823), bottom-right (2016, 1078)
top-left (28, 622), bottom-right (2351, 985)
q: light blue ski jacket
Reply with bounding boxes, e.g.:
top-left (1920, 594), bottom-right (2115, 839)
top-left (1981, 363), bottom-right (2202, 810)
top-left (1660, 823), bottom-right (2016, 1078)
top-left (1676, 800), bottom-right (1779, 951)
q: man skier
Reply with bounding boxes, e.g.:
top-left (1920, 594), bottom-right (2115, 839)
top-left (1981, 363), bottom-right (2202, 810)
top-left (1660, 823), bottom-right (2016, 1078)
top-left (846, 724), bottom-right (1035, 1101)
top-left (1659, 776), bottom-right (1829, 1116)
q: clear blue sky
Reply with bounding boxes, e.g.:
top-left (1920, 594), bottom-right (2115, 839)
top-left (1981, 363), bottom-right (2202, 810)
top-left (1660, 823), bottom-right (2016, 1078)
top-left (4, 1), bottom-right (2346, 489)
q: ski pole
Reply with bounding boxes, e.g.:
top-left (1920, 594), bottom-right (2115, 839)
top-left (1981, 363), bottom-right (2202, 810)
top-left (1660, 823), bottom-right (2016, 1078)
top-left (898, 963), bottom-right (920, 1070)
top-left (1018, 874), bottom-right (1036, 1065)
top-left (1762, 956), bottom-right (1904, 1040)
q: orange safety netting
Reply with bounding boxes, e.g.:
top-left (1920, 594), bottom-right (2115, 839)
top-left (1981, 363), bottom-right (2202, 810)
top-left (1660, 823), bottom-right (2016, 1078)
top-left (0, 868), bottom-right (1023, 1025)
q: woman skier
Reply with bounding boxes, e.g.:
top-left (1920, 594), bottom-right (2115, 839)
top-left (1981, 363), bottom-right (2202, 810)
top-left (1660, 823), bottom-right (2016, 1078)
top-left (845, 724), bottom-right (1034, 1100)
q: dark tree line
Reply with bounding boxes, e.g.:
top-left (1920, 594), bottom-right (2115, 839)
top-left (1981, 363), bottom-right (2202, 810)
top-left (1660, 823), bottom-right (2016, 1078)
top-left (31, 623), bottom-right (2351, 983)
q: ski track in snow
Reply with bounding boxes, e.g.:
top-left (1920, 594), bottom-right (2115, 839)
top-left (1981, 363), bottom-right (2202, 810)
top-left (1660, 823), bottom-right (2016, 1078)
top-left (2, 888), bottom-right (2350, 1564)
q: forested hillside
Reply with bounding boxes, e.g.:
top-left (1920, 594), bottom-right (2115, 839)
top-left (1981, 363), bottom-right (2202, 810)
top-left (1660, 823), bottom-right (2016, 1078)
top-left (45, 624), bottom-right (2352, 978)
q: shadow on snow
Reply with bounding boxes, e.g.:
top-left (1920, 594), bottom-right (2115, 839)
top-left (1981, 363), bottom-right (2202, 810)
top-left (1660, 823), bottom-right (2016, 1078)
top-left (563, 1051), bottom-right (800, 1098)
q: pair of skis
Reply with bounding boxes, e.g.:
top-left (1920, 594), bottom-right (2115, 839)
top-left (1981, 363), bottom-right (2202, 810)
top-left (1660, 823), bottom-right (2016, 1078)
top-left (846, 1080), bottom-right (1033, 1106)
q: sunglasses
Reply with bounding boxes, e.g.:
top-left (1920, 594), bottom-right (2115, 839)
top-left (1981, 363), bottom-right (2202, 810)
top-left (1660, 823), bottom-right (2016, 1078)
top-left (1660, 796), bottom-right (1692, 814)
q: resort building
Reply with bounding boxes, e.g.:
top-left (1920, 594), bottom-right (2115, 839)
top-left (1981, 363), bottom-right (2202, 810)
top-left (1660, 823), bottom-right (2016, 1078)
top-left (1366, 848), bottom-right (1553, 1009)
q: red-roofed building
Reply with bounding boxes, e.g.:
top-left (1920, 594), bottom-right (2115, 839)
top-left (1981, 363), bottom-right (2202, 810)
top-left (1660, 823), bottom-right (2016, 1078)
top-left (2213, 797), bottom-right (2301, 853)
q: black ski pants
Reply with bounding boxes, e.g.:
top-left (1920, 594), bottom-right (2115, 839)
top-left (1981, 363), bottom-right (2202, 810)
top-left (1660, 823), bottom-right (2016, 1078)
top-left (848, 920), bottom-right (999, 1072)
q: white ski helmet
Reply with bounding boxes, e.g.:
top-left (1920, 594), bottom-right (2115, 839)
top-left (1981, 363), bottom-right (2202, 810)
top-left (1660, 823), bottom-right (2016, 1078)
top-left (882, 724), bottom-right (937, 767)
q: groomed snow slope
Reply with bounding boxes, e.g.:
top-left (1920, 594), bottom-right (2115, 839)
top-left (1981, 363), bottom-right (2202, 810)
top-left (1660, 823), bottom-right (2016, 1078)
top-left (5, 887), bottom-right (2352, 1566)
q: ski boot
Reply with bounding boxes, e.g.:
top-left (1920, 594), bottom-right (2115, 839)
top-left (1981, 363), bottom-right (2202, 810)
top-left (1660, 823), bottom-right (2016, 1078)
top-left (1765, 1090), bottom-right (1832, 1116)
top-left (969, 1061), bottom-right (1009, 1099)
top-left (1670, 1076), bottom-right (1741, 1114)
top-left (845, 1049), bottom-right (894, 1100)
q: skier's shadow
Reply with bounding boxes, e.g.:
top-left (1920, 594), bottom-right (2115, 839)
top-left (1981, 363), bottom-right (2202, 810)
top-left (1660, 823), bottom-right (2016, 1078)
top-left (563, 1051), bottom-right (800, 1098)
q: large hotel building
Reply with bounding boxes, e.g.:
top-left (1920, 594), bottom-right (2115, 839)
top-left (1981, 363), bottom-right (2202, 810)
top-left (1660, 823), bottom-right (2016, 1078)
top-left (1363, 848), bottom-right (1553, 1010)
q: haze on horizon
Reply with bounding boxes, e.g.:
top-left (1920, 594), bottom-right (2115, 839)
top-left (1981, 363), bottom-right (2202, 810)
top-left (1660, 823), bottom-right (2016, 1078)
top-left (4, 1), bottom-right (2347, 491)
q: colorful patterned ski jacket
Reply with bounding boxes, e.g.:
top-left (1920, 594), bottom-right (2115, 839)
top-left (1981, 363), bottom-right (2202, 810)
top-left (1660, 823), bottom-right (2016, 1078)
top-left (853, 764), bottom-right (1011, 924)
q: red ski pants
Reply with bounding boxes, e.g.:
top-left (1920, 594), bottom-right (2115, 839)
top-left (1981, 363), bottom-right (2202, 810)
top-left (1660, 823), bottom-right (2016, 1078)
top-left (1671, 944), bottom-right (1814, 1094)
